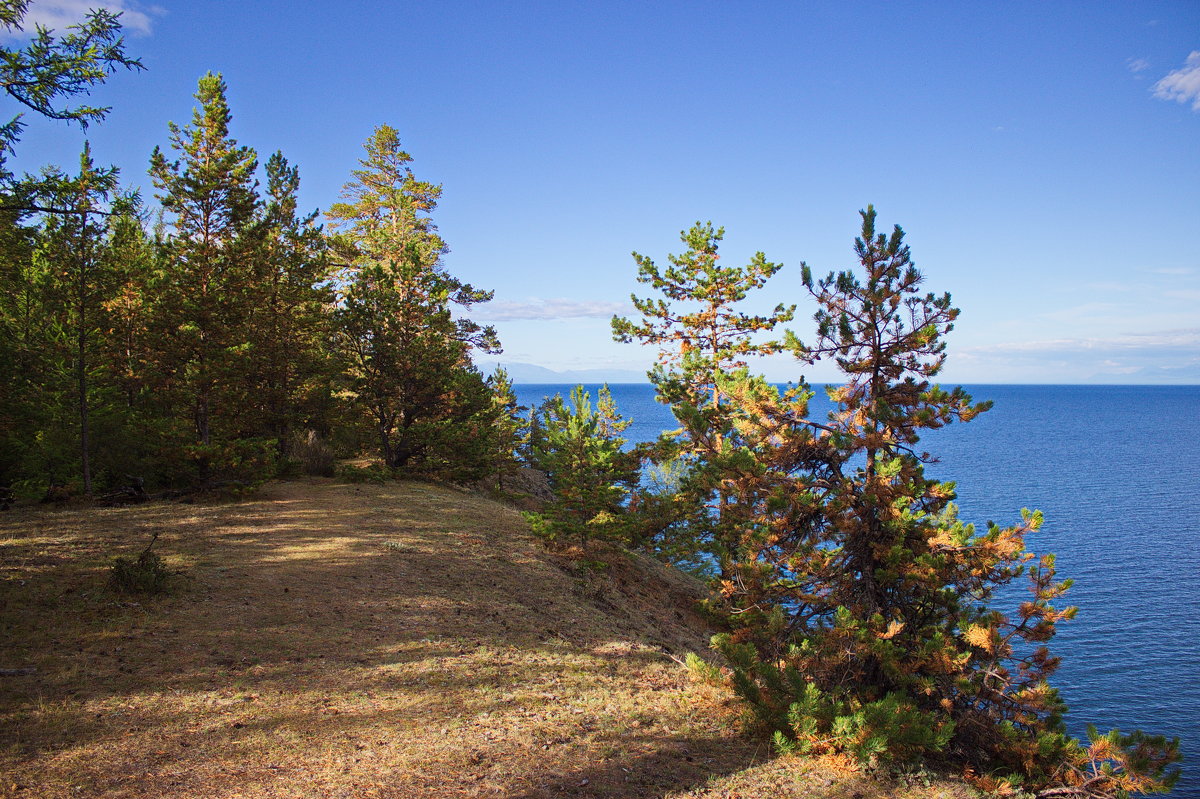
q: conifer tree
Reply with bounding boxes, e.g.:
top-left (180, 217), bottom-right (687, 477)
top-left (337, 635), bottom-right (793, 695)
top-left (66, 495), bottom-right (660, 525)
top-left (612, 222), bottom-right (794, 575)
top-left (99, 200), bottom-right (156, 412)
top-left (527, 385), bottom-right (638, 549)
top-left (148, 72), bottom-right (262, 479)
top-left (246, 151), bottom-right (333, 455)
top-left (328, 125), bottom-right (499, 472)
top-left (484, 367), bottom-right (527, 490)
top-left (0, 2), bottom-right (142, 181)
top-left (0, 2), bottom-right (141, 491)
top-left (29, 144), bottom-right (121, 493)
top-left (673, 207), bottom-right (1182, 795)
top-left (0, 148), bottom-right (139, 495)
top-left (0, 201), bottom-right (39, 488)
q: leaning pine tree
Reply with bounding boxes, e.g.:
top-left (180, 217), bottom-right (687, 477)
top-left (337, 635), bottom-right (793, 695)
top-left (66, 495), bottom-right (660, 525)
top-left (641, 208), bottom-right (1181, 796)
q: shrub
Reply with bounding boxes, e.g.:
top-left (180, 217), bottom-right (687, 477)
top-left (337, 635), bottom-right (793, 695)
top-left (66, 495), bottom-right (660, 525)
top-left (109, 534), bottom-right (171, 594)
top-left (288, 430), bottom-right (335, 476)
top-left (335, 461), bottom-right (393, 483)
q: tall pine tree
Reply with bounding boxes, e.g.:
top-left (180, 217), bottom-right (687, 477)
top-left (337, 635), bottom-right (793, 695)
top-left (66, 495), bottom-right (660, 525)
top-left (148, 72), bottom-right (261, 480)
top-left (245, 151), bottom-right (334, 456)
top-left (328, 125), bottom-right (499, 473)
top-left (29, 144), bottom-right (121, 493)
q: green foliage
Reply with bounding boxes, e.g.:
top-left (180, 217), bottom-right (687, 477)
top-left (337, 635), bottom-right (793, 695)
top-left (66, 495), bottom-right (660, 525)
top-left (0, 1), bottom-right (143, 166)
top-left (484, 367), bottom-right (528, 490)
top-left (148, 72), bottom-right (262, 482)
top-left (334, 461), bottom-right (395, 484)
top-left (328, 126), bottom-right (500, 477)
top-left (683, 651), bottom-right (723, 685)
top-left (0, 62), bottom-right (504, 498)
top-left (0, 145), bottom-right (155, 496)
top-left (108, 533), bottom-right (170, 594)
top-left (181, 437), bottom-right (276, 488)
top-left (109, 548), bottom-right (169, 594)
top-left (244, 151), bottom-right (335, 461)
top-left (715, 632), bottom-right (952, 765)
top-left (613, 222), bottom-right (794, 577)
top-left (618, 209), bottom-right (1181, 796)
top-left (526, 385), bottom-right (639, 549)
top-left (25, 144), bottom-right (123, 495)
top-left (629, 455), bottom-right (713, 574)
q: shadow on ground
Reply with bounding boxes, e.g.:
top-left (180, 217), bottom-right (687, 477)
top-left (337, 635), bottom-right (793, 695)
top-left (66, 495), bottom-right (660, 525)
top-left (0, 479), bottom-right (762, 799)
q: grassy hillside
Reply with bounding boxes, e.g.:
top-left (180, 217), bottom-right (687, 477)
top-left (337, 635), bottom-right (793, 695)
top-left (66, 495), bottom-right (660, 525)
top-left (0, 480), bottom-right (974, 798)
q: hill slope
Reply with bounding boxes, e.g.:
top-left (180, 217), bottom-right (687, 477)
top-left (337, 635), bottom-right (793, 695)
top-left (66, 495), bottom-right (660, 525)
top-left (0, 480), bottom-right (972, 798)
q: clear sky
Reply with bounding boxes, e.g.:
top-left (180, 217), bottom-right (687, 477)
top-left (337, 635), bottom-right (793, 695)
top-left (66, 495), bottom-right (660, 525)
top-left (11, 0), bottom-right (1200, 383)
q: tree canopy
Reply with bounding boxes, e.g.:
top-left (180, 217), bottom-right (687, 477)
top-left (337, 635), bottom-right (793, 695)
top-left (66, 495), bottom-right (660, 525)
top-left (616, 209), bottom-right (1181, 797)
top-left (0, 15), bottom-right (1181, 795)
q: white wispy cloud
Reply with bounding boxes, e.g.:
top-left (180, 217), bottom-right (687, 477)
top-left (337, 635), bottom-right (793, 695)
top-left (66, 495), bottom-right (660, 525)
top-left (1153, 51), bottom-right (1200, 111)
top-left (1165, 289), bottom-right (1200, 301)
top-left (1127, 57), bottom-right (1151, 75)
top-left (11, 1), bottom-right (161, 37)
top-left (478, 298), bottom-right (633, 322)
top-left (964, 328), bottom-right (1200, 355)
top-left (951, 329), bottom-right (1200, 382)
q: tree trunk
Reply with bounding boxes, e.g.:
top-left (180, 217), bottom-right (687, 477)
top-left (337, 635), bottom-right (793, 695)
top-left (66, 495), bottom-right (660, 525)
top-left (77, 329), bottom-right (91, 495)
top-left (76, 209), bottom-right (92, 495)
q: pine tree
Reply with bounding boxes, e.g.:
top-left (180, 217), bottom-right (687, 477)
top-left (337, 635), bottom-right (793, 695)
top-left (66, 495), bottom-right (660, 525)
top-left (148, 72), bottom-right (263, 480)
top-left (527, 385), bottom-right (639, 549)
top-left (245, 151), bottom-right (334, 456)
top-left (0, 200), bottom-right (39, 489)
top-left (484, 367), bottom-right (527, 490)
top-left (28, 144), bottom-right (121, 493)
top-left (687, 207), bottom-right (1182, 794)
top-left (0, 2), bottom-right (142, 492)
top-left (0, 2), bottom-right (142, 180)
top-left (328, 125), bottom-right (499, 473)
top-left (99, 199), bottom-right (155, 413)
top-left (612, 222), bottom-right (794, 575)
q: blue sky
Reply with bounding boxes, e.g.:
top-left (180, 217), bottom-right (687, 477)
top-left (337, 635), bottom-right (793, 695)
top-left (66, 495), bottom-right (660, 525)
top-left (11, 0), bottom-right (1200, 383)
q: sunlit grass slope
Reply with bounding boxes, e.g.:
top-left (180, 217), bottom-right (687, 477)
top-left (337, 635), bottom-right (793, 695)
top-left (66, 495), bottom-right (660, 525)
top-left (0, 480), bottom-right (974, 798)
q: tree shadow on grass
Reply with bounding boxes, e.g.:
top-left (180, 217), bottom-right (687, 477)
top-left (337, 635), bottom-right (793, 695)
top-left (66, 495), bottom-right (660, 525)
top-left (502, 731), bottom-right (770, 798)
top-left (0, 480), bottom-right (768, 798)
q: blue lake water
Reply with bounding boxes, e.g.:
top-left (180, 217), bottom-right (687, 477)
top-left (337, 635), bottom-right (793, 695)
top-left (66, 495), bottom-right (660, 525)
top-left (516, 382), bottom-right (1200, 795)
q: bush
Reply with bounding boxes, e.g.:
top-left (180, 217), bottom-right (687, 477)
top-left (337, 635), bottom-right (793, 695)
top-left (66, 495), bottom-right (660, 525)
top-left (288, 430), bottom-right (335, 476)
top-left (335, 461), bottom-right (394, 483)
top-left (109, 544), bottom-right (171, 594)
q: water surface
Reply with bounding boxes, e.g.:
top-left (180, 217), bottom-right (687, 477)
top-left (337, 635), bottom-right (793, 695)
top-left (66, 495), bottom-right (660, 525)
top-left (516, 383), bottom-right (1199, 795)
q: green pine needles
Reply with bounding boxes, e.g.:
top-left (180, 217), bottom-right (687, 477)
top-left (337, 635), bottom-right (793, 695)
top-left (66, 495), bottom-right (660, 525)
top-left (613, 209), bottom-right (1181, 797)
top-left (526, 385), bottom-right (639, 550)
top-left (328, 125), bottom-right (501, 478)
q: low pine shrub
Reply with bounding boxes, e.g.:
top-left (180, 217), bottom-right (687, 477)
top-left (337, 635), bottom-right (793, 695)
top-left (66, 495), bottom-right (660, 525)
top-left (109, 543), bottom-right (171, 594)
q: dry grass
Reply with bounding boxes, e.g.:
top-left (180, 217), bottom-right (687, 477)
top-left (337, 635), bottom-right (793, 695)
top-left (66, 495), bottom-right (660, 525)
top-left (0, 479), bottom-right (975, 799)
